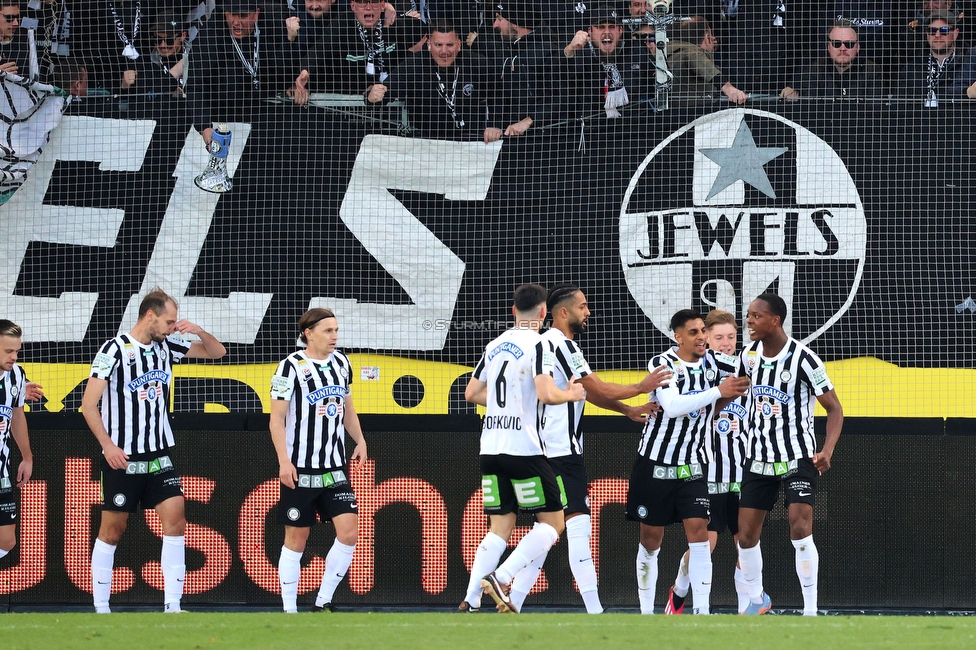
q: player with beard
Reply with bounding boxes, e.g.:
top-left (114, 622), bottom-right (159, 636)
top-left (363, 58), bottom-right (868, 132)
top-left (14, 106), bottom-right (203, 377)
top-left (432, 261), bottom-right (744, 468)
top-left (560, 4), bottom-right (653, 119)
top-left (504, 284), bottom-right (670, 614)
top-left (459, 284), bottom-right (585, 614)
top-left (82, 288), bottom-right (226, 613)
top-left (736, 293), bottom-right (843, 616)
top-left (664, 309), bottom-right (751, 614)
top-left (626, 309), bottom-right (749, 615)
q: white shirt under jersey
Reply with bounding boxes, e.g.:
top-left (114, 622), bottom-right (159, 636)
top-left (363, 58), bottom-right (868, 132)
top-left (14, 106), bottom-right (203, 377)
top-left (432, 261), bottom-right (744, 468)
top-left (0, 365), bottom-right (26, 482)
top-left (637, 348), bottom-right (736, 466)
top-left (270, 350), bottom-right (353, 471)
top-left (738, 338), bottom-right (834, 462)
top-left (89, 333), bottom-right (191, 455)
top-left (539, 328), bottom-right (591, 458)
top-left (472, 327), bottom-right (555, 457)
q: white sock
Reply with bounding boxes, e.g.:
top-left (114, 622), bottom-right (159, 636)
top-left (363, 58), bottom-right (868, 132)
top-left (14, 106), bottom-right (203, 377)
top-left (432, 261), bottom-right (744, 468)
top-left (792, 535), bottom-right (819, 615)
top-left (278, 546), bottom-right (302, 613)
top-left (673, 550), bottom-right (690, 598)
top-left (91, 538), bottom-right (116, 613)
top-left (495, 522), bottom-right (558, 585)
top-left (566, 515), bottom-right (603, 614)
top-left (464, 532), bottom-right (507, 607)
top-left (161, 535), bottom-right (186, 609)
top-left (687, 541), bottom-right (712, 614)
top-left (636, 544), bottom-right (659, 614)
top-left (738, 541), bottom-right (765, 603)
top-left (315, 540), bottom-right (355, 608)
top-left (509, 549), bottom-right (545, 612)
top-left (734, 566), bottom-right (751, 613)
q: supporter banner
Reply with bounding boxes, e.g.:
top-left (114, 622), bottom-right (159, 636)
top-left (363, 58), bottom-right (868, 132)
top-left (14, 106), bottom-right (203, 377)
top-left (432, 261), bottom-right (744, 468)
top-left (3, 99), bottom-right (974, 412)
top-left (3, 419), bottom-right (976, 609)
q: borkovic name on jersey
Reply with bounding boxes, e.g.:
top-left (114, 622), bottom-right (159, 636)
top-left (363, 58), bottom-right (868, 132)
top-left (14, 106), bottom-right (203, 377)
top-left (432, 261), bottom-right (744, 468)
top-left (539, 328), bottom-right (591, 458)
top-left (271, 350), bottom-right (352, 470)
top-left (638, 348), bottom-right (736, 466)
top-left (90, 334), bottom-right (191, 456)
top-left (739, 338), bottom-right (833, 462)
top-left (0, 366), bottom-right (26, 480)
top-left (472, 327), bottom-right (555, 457)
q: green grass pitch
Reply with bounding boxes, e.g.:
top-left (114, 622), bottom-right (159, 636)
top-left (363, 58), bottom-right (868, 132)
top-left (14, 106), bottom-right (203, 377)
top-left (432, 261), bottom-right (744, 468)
top-left (1, 612), bottom-right (975, 649)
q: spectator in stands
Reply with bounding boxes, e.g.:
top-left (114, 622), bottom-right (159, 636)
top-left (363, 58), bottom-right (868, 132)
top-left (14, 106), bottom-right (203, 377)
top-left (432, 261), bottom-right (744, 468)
top-left (188, 2), bottom-right (301, 146)
top-left (368, 20), bottom-right (503, 142)
top-left (715, 0), bottom-right (800, 95)
top-left (910, 0), bottom-right (965, 29)
top-left (293, 0), bottom-right (423, 101)
top-left (829, 0), bottom-right (895, 73)
top-left (53, 58), bottom-right (89, 97)
top-left (781, 20), bottom-right (885, 100)
top-left (896, 11), bottom-right (965, 103)
top-left (491, 1), bottom-right (554, 136)
top-left (667, 15), bottom-right (746, 103)
top-left (121, 15), bottom-right (189, 97)
top-left (74, 1), bottom-right (148, 91)
top-left (289, 0), bottom-right (342, 44)
top-left (952, 45), bottom-right (976, 97)
top-left (0, 1), bottom-right (27, 76)
top-left (561, 4), bottom-right (653, 119)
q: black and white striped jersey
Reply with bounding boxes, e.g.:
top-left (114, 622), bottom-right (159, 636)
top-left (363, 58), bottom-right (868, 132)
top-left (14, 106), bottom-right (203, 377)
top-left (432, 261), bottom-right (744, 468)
top-left (637, 348), bottom-right (736, 466)
top-left (270, 350), bottom-right (354, 471)
top-left (707, 397), bottom-right (747, 483)
top-left (0, 365), bottom-right (26, 481)
top-left (89, 333), bottom-right (191, 455)
top-left (539, 328), bottom-right (591, 458)
top-left (472, 327), bottom-right (554, 457)
top-left (738, 338), bottom-right (834, 462)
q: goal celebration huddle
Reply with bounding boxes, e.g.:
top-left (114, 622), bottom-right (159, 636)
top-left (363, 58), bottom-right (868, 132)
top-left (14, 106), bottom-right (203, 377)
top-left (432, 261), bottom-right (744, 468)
top-left (0, 283), bottom-right (840, 615)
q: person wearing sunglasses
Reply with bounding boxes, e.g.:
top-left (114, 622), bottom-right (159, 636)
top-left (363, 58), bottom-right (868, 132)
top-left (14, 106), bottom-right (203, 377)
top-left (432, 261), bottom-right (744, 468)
top-left (0, 1), bottom-right (26, 77)
top-left (121, 16), bottom-right (189, 98)
top-left (780, 20), bottom-right (884, 101)
top-left (895, 11), bottom-right (965, 104)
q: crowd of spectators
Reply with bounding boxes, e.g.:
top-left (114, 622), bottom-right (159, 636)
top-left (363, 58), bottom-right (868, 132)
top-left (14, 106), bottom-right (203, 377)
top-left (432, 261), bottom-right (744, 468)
top-left (4, 0), bottom-right (976, 143)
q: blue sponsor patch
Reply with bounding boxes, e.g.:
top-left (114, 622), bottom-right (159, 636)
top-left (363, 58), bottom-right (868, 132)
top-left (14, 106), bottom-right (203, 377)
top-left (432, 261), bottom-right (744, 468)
top-left (126, 370), bottom-right (170, 392)
top-left (752, 385), bottom-right (792, 404)
top-left (306, 384), bottom-right (348, 404)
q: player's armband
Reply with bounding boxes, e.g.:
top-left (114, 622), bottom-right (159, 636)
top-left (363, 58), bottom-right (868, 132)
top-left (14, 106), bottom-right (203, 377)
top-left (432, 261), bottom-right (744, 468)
top-left (91, 352), bottom-right (117, 377)
top-left (270, 374), bottom-right (295, 400)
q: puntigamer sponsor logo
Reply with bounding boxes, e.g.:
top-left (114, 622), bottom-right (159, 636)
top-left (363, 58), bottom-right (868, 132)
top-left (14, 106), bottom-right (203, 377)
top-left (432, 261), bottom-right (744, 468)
top-left (126, 370), bottom-right (170, 392)
top-left (620, 109), bottom-right (867, 343)
top-left (305, 385), bottom-right (348, 404)
top-left (487, 341), bottom-right (524, 362)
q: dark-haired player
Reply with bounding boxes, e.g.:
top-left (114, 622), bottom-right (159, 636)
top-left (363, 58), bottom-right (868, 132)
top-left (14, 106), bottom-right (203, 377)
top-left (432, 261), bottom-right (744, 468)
top-left (507, 284), bottom-right (670, 614)
top-left (271, 308), bottom-right (367, 613)
top-left (736, 293), bottom-right (843, 616)
top-left (627, 309), bottom-right (749, 615)
top-left (664, 309), bottom-right (751, 614)
top-left (82, 288), bottom-right (227, 614)
top-left (460, 283), bottom-right (585, 614)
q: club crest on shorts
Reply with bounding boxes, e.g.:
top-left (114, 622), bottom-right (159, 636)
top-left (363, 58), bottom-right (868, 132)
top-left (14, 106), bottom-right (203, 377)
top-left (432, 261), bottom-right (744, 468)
top-left (113, 494), bottom-right (126, 507)
top-left (637, 505), bottom-right (648, 519)
top-left (287, 507), bottom-right (300, 521)
top-left (620, 109), bottom-right (867, 344)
